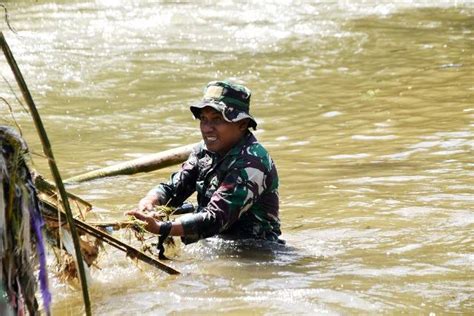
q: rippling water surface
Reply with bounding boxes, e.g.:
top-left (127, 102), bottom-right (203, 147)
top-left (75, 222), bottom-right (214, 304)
top-left (1, 0), bottom-right (473, 314)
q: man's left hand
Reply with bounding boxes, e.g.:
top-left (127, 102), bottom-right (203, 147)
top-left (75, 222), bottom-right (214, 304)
top-left (126, 209), bottom-right (161, 234)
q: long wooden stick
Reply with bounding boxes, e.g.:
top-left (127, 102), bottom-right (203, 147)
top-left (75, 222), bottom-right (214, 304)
top-left (64, 143), bottom-right (197, 184)
top-left (74, 219), bottom-right (180, 275)
top-left (41, 201), bottom-right (180, 275)
top-left (0, 32), bottom-right (92, 315)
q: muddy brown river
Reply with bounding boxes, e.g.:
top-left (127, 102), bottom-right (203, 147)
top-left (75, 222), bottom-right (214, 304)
top-left (1, 1), bottom-right (473, 314)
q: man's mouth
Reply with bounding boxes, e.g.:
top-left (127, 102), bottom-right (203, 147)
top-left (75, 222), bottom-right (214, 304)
top-left (205, 136), bottom-right (217, 142)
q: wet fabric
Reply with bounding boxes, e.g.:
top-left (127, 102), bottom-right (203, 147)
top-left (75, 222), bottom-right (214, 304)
top-left (150, 131), bottom-right (280, 244)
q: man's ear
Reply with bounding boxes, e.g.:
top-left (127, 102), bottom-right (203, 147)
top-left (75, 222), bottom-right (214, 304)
top-left (238, 119), bottom-right (250, 131)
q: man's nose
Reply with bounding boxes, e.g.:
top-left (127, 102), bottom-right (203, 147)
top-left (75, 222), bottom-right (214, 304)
top-left (200, 121), bottom-right (214, 132)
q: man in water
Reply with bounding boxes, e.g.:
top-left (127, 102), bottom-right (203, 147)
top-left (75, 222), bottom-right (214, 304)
top-left (127, 80), bottom-right (281, 245)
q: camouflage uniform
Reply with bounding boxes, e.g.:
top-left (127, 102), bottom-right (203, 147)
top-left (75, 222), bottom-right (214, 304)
top-left (150, 131), bottom-right (281, 244)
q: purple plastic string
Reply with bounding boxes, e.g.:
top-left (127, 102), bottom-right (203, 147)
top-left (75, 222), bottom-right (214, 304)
top-left (29, 192), bottom-right (51, 314)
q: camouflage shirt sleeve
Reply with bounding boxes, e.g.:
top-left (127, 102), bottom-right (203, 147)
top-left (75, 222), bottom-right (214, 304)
top-left (147, 144), bottom-right (201, 207)
top-left (179, 158), bottom-right (267, 243)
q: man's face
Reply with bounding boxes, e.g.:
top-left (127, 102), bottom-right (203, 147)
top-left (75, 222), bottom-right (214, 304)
top-left (199, 107), bottom-right (246, 156)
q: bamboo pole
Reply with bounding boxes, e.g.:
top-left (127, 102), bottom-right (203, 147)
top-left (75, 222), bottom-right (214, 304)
top-left (64, 143), bottom-right (197, 184)
top-left (0, 32), bottom-right (92, 315)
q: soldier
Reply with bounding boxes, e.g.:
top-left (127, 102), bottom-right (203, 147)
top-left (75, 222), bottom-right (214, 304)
top-left (126, 80), bottom-right (281, 245)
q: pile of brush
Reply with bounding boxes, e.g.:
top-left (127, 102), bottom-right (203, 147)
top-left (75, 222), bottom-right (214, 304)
top-left (0, 125), bottom-right (180, 315)
top-left (34, 174), bottom-right (102, 282)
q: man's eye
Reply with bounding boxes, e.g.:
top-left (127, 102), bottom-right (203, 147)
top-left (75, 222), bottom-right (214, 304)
top-left (200, 117), bottom-right (225, 125)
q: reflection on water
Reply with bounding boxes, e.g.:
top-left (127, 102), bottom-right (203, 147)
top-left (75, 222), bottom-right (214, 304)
top-left (1, 0), bottom-right (473, 314)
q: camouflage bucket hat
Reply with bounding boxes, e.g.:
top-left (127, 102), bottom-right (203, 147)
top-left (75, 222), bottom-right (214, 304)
top-left (190, 80), bottom-right (257, 130)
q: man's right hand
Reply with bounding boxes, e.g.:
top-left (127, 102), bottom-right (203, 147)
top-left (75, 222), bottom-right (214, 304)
top-left (137, 194), bottom-right (159, 212)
